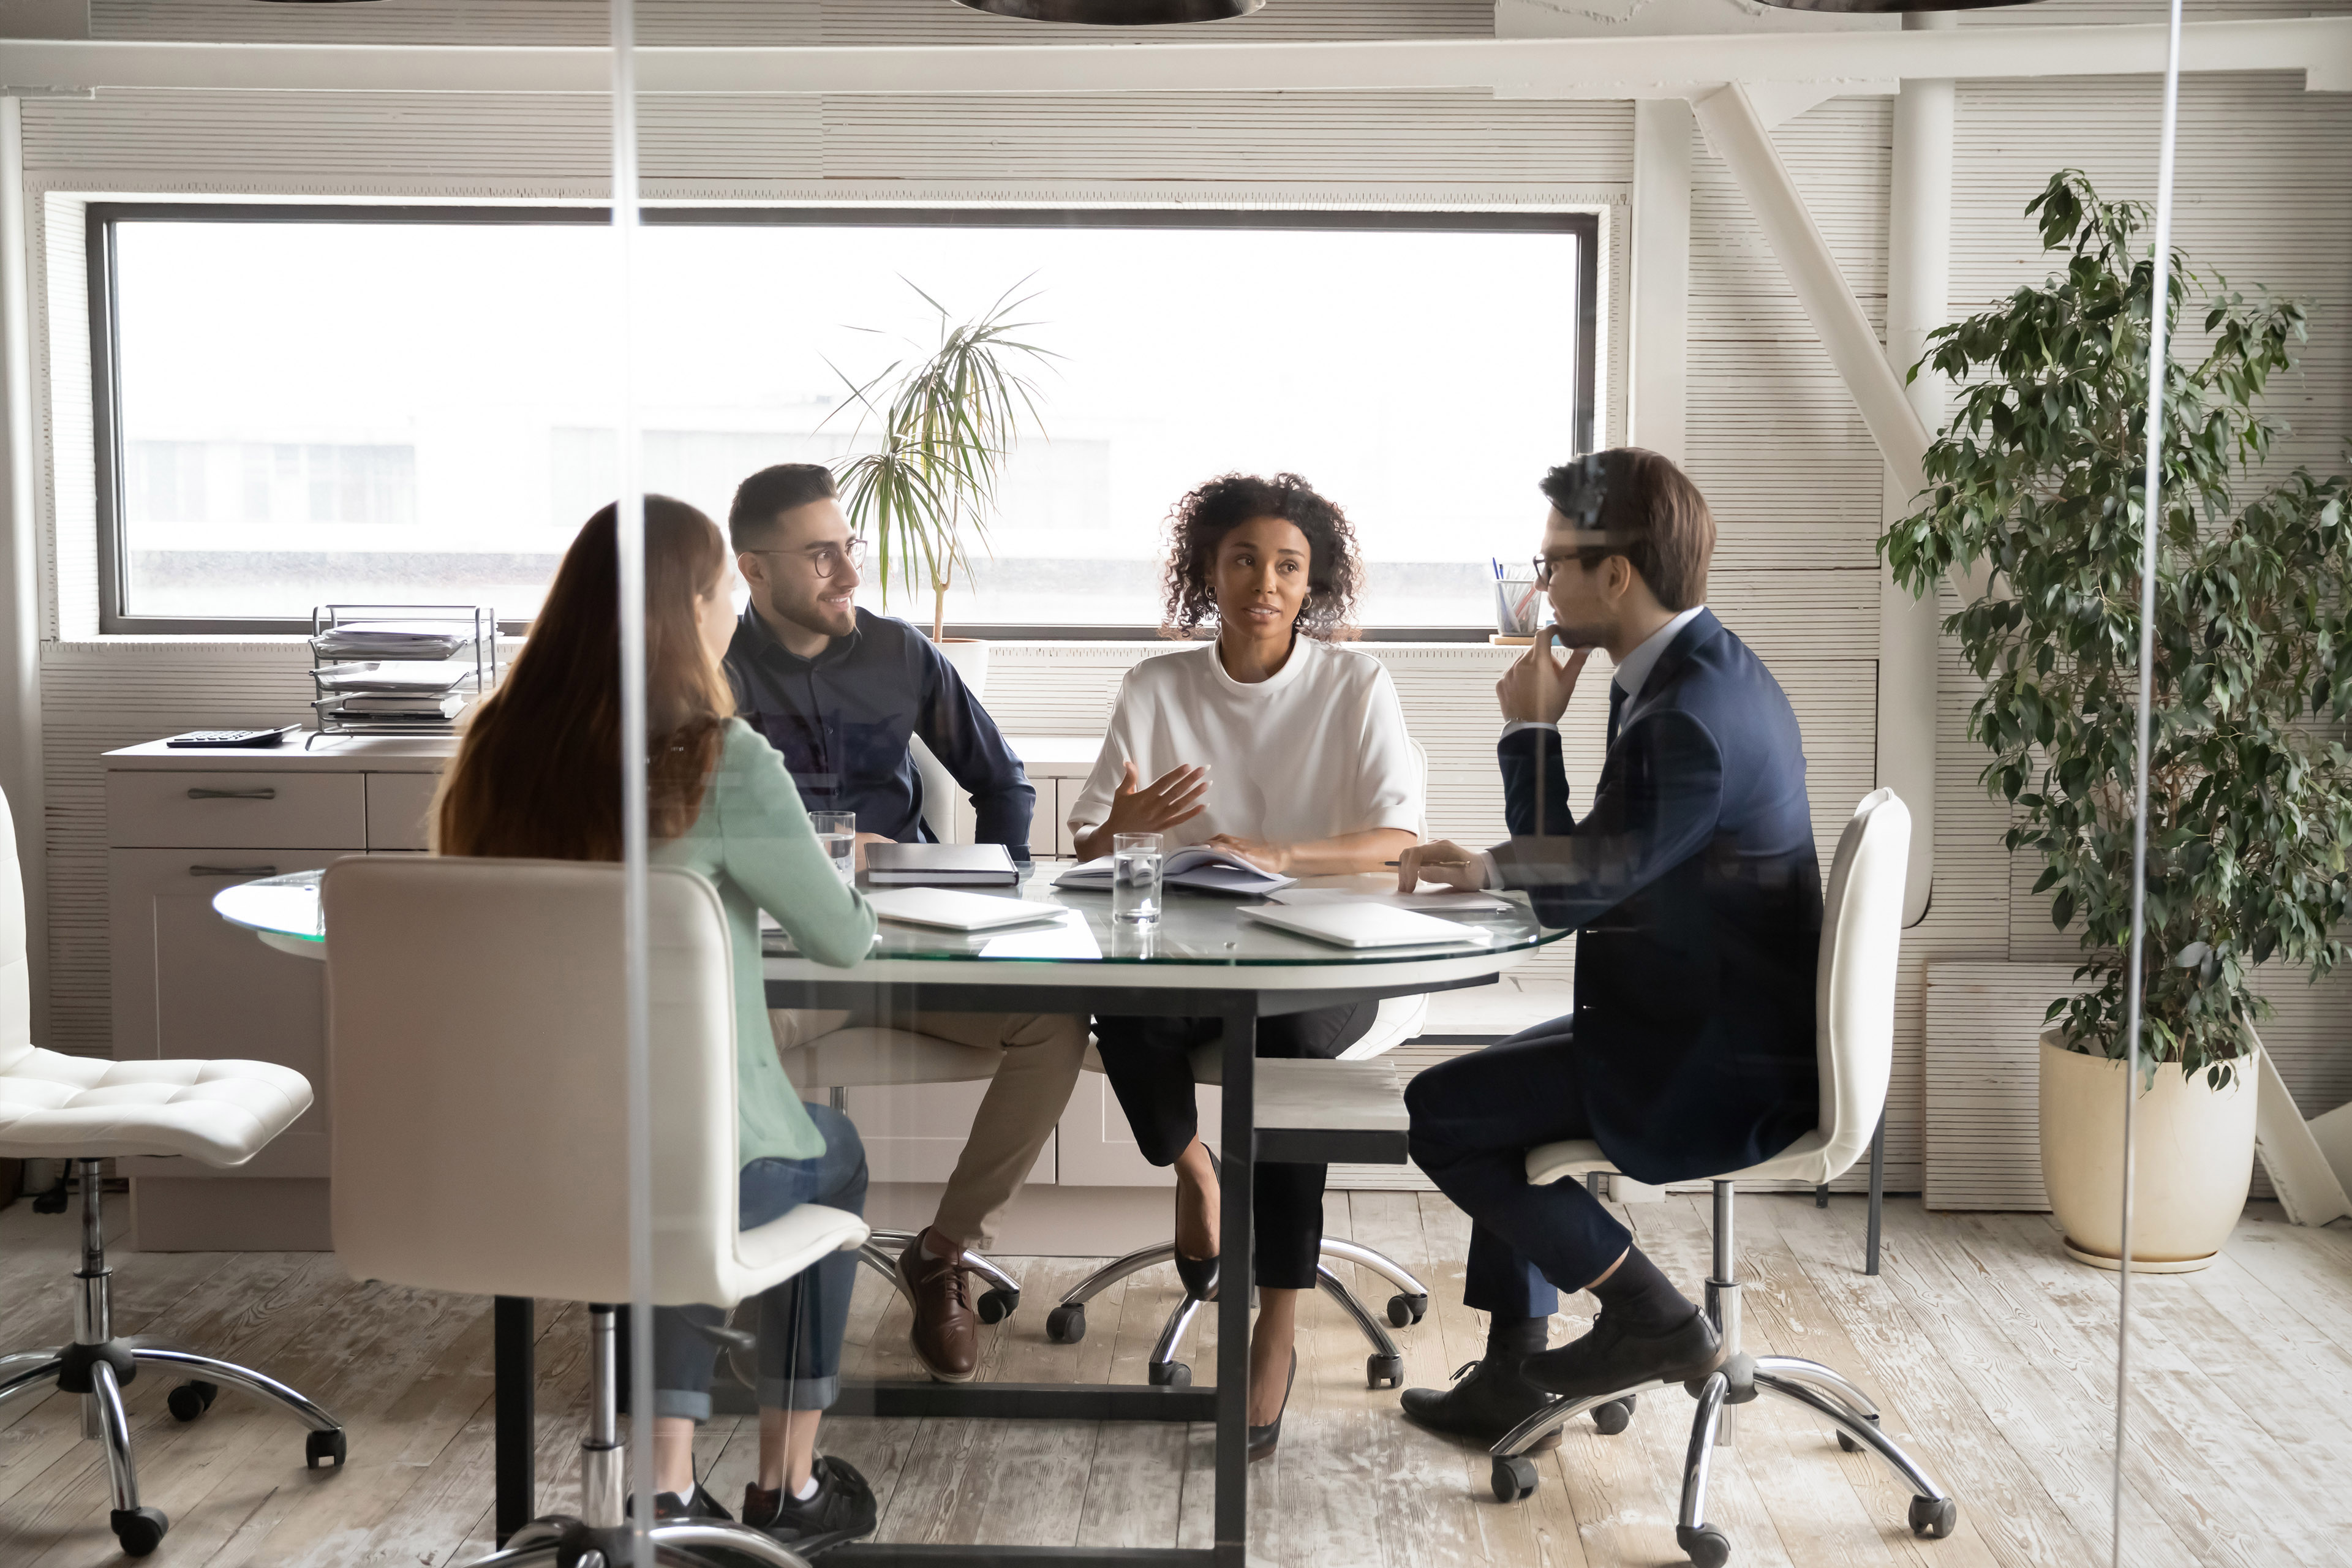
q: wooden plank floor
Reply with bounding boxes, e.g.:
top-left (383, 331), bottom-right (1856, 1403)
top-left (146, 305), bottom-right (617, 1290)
top-left (1, 1191), bottom-right (2346, 1567)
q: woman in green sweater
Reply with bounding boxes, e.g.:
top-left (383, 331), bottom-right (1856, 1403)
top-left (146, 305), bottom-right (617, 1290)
top-left (436, 496), bottom-right (880, 1555)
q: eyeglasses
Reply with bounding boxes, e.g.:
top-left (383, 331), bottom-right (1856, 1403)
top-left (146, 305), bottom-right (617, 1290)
top-left (1531, 553), bottom-right (1565, 588)
top-left (747, 538), bottom-right (868, 579)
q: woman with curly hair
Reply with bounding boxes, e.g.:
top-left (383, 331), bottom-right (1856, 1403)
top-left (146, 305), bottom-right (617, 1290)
top-left (1066, 472), bottom-right (1423, 1458)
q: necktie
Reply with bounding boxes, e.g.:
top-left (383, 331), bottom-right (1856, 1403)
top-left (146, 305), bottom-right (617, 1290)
top-left (1607, 682), bottom-right (1627, 753)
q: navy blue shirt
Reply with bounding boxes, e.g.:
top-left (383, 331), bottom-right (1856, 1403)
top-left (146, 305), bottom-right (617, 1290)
top-left (723, 605), bottom-right (1036, 853)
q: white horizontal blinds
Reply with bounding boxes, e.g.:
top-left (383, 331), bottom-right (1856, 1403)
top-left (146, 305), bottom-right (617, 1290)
top-left (91, 0), bottom-right (1495, 45)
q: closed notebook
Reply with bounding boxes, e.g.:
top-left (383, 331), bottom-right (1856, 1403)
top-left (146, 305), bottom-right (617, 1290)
top-left (1239, 902), bottom-right (1495, 950)
top-left (863, 842), bottom-right (1020, 886)
top-left (862, 888), bottom-right (1064, 932)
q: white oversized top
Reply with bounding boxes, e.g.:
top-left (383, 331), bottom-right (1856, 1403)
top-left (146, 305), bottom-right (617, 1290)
top-left (1068, 636), bottom-right (1423, 850)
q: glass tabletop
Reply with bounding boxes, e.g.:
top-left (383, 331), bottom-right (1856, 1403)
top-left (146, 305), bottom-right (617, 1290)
top-left (213, 867), bottom-right (1562, 967)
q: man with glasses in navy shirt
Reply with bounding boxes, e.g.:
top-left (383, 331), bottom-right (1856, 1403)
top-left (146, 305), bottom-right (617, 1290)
top-left (725, 462), bottom-right (1087, 1391)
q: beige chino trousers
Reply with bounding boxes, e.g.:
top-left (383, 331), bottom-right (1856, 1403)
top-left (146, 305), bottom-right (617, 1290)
top-left (769, 1006), bottom-right (1090, 1253)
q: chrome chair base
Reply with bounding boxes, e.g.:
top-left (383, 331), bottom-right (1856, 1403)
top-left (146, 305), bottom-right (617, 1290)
top-left (1045, 1235), bottom-right (1434, 1389)
top-left (1485, 1182), bottom-right (1959, 1567)
top-left (853, 1227), bottom-right (1025, 1324)
top-left (0, 1161), bottom-right (345, 1558)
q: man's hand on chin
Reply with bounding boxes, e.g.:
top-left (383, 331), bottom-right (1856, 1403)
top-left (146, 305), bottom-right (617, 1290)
top-left (1396, 840), bottom-right (1485, 895)
top-left (1496, 627), bottom-right (1594, 725)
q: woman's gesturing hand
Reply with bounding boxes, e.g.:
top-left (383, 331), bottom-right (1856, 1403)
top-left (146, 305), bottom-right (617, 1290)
top-left (1102, 761), bottom-right (1211, 839)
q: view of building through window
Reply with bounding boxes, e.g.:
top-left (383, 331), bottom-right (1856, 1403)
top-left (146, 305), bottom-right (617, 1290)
top-left (110, 214), bottom-right (1585, 628)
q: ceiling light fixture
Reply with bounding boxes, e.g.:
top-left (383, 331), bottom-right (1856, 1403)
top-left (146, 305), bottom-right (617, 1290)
top-left (952, 0), bottom-right (1264, 23)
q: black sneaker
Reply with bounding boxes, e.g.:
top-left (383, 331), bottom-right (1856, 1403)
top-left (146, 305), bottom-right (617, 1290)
top-left (1521, 1308), bottom-right (1724, 1403)
top-left (1398, 1356), bottom-right (1562, 1452)
top-left (645, 1483), bottom-right (733, 1521)
top-left (741, 1455), bottom-right (878, 1556)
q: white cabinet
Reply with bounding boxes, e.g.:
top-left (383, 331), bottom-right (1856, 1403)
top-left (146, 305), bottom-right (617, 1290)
top-left (1056, 1075), bottom-right (1221, 1188)
top-left (108, 848), bottom-right (345, 1181)
top-left (104, 736), bottom-right (455, 1249)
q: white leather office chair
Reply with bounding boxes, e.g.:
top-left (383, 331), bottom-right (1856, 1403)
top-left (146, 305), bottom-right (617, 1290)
top-left (0, 785), bottom-right (345, 1558)
top-left (324, 857), bottom-right (869, 1568)
top-left (1487, 790), bottom-right (1959, 1568)
top-left (1046, 739), bottom-right (1437, 1389)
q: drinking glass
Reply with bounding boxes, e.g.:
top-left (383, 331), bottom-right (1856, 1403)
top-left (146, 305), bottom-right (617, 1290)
top-left (1112, 832), bottom-right (1164, 924)
top-left (810, 812), bottom-right (856, 883)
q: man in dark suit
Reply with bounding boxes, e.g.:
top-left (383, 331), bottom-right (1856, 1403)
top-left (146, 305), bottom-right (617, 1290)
top-left (1395, 449), bottom-right (1821, 1447)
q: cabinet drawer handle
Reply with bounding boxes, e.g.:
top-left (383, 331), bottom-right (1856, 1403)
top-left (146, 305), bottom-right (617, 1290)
top-left (189, 864), bottom-right (279, 878)
top-left (186, 787), bottom-right (276, 801)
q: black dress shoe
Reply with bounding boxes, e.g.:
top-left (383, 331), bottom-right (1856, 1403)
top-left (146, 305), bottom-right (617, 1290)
top-left (1521, 1310), bottom-right (1725, 1404)
top-left (1398, 1355), bottom-right (1562, 1452)
top-left (1247, 1349), bottom-right (1297, 1463)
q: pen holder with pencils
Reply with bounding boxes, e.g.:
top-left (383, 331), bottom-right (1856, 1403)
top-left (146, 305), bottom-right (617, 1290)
top-left (1492, 573), bottom-right (1549, 644)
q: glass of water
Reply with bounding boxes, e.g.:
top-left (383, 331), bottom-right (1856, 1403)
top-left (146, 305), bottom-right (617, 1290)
top-left (810, 812), bottom-right (856, 883)
top-left (1112, 832), bottom-right (1164, 924)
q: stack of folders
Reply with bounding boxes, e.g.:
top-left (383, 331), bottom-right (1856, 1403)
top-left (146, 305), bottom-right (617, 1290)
top-left (311, 660), bottom-right (478, 724)
top-left (310, 621), bottom-right (476, 660)
top-left (863, 842), bottom-right (1020, 886)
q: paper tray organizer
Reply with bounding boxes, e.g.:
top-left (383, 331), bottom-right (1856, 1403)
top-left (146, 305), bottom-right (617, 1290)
top-left (307, 603), bottom-right (500, 745)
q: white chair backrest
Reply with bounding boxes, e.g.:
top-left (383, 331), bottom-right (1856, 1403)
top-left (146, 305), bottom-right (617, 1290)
top-left (1407, 736), bottom-right (1430, 842)
top-left (911, 735), bottom-right (962, 846)
top-left (0, 784), bottom-right (30, 1072)
top-left (323, 856), bottom-right (745, 1306)
top-left (1812, 788), bottom-right (1911, 1180)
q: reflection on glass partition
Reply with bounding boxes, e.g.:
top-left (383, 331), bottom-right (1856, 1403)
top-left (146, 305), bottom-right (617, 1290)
top-left (106, 213), bottom-right (1586, 628)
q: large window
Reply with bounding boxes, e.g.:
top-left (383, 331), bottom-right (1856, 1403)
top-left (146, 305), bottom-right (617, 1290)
top-left (93, 205), bottom-right (1597, 636)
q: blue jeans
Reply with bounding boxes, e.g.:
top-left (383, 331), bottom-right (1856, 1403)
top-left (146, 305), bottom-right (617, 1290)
top-left (652, 1102), bottom-right (869, 1421)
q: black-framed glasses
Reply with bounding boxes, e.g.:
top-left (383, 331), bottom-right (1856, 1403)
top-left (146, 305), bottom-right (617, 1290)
top-left (1532, 553), bottom-right (1561, 588)
top-left (748, 538), bottom-right (868, 579)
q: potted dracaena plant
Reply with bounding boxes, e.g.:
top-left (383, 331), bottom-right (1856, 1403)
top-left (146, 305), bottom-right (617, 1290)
top-left (1882, 170), bottom-right (2352, 1272)
top-left (826, 280), bottom-right (1054, 699)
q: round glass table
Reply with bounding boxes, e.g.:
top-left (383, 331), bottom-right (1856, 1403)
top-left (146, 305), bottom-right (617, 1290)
top-left (212, 862), bottom-right (1563, 1564)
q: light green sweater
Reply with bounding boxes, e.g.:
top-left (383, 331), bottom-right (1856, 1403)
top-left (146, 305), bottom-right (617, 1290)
top-left (655, 719), bottom-right (878, 1163)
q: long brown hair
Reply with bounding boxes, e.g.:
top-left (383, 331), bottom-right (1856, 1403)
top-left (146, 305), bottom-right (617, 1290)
top-left (436, 497), bottom-right (736, 861)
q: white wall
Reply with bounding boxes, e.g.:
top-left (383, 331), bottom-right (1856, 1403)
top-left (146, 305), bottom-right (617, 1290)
top-left (15, 0), bottom-right (2352, 1201)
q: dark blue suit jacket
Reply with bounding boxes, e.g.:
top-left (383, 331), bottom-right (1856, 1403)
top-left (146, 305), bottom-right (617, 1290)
top-left (724, 606), bottom-right (1036, 851)
top-left (1491, 609), bottom-right (1821, 1186)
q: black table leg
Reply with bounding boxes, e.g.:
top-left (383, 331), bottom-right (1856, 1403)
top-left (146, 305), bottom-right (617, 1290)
top-left (1866, 1113), bottom-right (1887, 1277)
top-left (1215, 999), bottom-right (1255, 1567)
top-left (494, 1295), bottom-right (536, 1544)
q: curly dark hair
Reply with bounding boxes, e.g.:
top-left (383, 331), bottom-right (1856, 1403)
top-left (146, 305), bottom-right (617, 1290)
top-left (1159, 472), bottom-right (1363, 640)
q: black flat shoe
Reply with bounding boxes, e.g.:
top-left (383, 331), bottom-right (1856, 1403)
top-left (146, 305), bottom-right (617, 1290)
top-left (1521, 1309), bottom-right (1724, 1404)
top-left (1247, 1349), bottom-right (1297, 1463)
top-left (1399, 1355), bottom-right (1563, 1452)
top-left (1173, 1153), bottom-right (1220, 1302)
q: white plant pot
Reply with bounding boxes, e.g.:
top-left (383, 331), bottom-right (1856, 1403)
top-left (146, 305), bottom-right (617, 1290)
top-left (931, 636), bottom-right (989, 702)
top-left (2037, 1030), bottom-right (2257, 1273)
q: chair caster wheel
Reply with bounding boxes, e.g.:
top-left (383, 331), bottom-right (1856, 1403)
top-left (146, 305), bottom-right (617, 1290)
top-left (1385, 1293), bottom-right (1428, 1327)
top-left (1490, 1454), bottom-right (1538, 1503)
top-left (1366, 1353), bottom-right (1403, 1390)
top-left (1046, 1304), bottom-right (1086, 1344)
top-left (1838, 1412), bottom-right (1880, 1453)
top-left (111, 1507), bottom-right (170, 1557)
top-left (306, 1428), bottom-right (348, 1469)
top-left (977, 1288), bottom-right (1019, 1325)
top-left (1909, 1496), bottom-right (1958, 1539)
top-left (167, 1380), bottom-right (219, 1422)
top-left (1148, 1361), bottom-right (1191, 1388)
top-left (1676, 1521), bottom-right (1732, 1568)
top-left (1593, 1395), bottom-right (1635, 1435)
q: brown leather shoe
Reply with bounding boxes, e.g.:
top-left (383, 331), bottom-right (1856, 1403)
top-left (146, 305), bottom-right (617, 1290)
top-left (895, 1228), bottom-right (980, 1384)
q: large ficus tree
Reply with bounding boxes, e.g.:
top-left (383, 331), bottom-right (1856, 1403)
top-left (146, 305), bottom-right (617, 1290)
top-left (1882, 170), bottom-right (2352, 1087)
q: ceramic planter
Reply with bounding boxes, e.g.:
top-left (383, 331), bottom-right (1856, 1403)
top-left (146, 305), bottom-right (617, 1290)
top-left (2038, 1030), bottom-right (2257, 1273)
top-left (932, 637), bottom-right (989, 701)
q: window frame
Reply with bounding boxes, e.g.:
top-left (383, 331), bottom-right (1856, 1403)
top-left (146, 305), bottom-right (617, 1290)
top-left (89, 201), bottom-right (1601, 639)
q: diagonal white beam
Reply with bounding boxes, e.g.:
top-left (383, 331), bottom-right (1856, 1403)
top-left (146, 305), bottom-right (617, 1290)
top-left (0, 17), bottom-right (2344, 96)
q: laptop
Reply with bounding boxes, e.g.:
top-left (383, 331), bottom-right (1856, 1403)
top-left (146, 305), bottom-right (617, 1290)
top-left (862, 887), bottom-right (1066, 933)
top-left (1239, 902), bottom-right (1496, 950)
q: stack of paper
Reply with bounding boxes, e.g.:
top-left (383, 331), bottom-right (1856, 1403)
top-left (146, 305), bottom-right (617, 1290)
top-left (311, 620), bottom-right (478, 660)
top-left (313, 660), bottom-right (478, 695)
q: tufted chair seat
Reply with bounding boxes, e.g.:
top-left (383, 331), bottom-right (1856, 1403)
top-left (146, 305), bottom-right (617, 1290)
top-left (0, 1044), bottom-right (311, 1163)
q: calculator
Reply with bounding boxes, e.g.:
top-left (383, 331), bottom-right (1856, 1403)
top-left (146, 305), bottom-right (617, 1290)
top-left (164, 725), bottom-right (301, 749)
